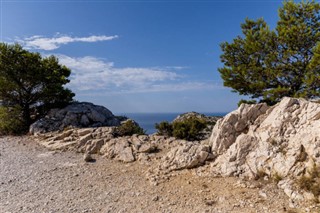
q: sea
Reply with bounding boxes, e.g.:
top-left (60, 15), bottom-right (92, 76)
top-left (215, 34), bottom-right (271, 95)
top-left (116, 112), bottom-right (227, 134)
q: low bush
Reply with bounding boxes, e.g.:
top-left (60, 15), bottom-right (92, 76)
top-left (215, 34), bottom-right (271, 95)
top-left (172, 117), bottom-right (206, 141)
top-left (115, 120), bottom-right (145, 136)
top-left (155, 116), bottom-right (207, 141)
top-left (155, 121), bottom-right (173, 137)
top-left (0, 106), bottom-right (27, 135)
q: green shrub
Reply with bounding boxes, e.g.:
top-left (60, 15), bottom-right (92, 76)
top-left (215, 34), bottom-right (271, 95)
top-left (156, 116), bottom-right (208, 141)
top-left (0, 106), bottom-right (27, 135)
top-left (272, 172), bottom-right (283, 183)
top-left (115, 120), bottom-right (145, 136)
top-left (155, 121), bottom-right (173, 137)
top-left (172, 117), bottom-right (207, 141)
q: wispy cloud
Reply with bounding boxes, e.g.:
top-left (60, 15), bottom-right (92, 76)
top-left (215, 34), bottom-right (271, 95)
top-left (17, 34), bottom-right (118, 50)
top-left (56, 54), bottom-right (221, 93)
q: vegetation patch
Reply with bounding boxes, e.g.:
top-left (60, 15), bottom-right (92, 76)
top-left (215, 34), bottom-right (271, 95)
top-left (155, 116), bottom-right (208, 141)
top-left (115, 120), bottom-right (146, 136)
top-left (219, 1), bottom-right (320, 105)
top-left (271, 172), bottom-right (283, 183)
top-left (0, 43), bottom-right (74, 135)
top-left (297, 163), bottom-right (320, 201)
top-left (0, 106), bottom-right (27, 135)
top-left (155, 121), bottom-right (173, 137)
top-left (254, 169), bottom-right (268, 180)
top-left (237, 99), bottom-right (257, 107)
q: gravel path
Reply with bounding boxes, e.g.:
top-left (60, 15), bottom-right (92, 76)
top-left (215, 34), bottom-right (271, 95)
top-left (0, 136), bottom-right (315, 213)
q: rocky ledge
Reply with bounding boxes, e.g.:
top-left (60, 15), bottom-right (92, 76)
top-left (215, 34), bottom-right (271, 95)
top-left (30, 102), bottom-right (123, 134)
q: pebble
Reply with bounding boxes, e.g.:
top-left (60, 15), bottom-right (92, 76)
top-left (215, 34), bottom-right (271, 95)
top-left (259, 191), bottom-right (267, 199)
top-left (204, 200), bottom-right (215, 206)
top-left (152, 195), bottom-right (159, 201)
top-left (83, 153), bottom-right (94, 162)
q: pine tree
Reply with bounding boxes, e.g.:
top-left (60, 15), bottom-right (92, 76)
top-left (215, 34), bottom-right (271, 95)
top-left (219, 0), bottom-right (320, 104)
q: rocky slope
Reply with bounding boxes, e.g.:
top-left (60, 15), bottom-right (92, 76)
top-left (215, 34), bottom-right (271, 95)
top-left (209, 97), bottom-right (320, 203)
top-left (29, 97), bottom-right (320, 209)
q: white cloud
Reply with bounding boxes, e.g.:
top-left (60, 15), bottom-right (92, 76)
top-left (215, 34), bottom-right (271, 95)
top-left (55, 55), bottom-right (221, 93)
top-left (17, 34), bottom-right (118, 50)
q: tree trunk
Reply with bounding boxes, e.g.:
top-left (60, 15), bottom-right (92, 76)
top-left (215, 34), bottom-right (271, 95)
top-left (22, 104), bottom-right (31, 127)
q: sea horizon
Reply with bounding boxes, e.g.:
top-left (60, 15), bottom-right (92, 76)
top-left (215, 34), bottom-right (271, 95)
top-left (115, 112), bottom-right (228, 134)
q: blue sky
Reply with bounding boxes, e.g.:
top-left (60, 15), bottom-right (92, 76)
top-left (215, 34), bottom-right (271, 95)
top-left (1, 0), bottom-right (284, 113)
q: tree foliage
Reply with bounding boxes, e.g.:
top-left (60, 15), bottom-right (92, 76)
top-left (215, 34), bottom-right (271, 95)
top-left (0, 43), bottom-right (74, 130)
top-left (0, 106), bottom-right (25, 135)
top-left (219, 0), bottom-right (320, 104)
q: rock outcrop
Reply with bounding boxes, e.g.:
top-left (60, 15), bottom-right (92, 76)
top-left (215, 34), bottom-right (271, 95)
top-left (30, 102), bottom-right (122, 134)
top-left (30, 102), bottom-right (213, 170)
top-left (33, 125), bottom-right (213, 181)
top-left (209, 97), bottom-right (320, 202)
top-left (31, 97), bottom-right (320, 204)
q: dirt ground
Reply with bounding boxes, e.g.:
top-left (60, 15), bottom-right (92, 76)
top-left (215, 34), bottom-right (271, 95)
top-left (0, 136), bottom-right (318, 213)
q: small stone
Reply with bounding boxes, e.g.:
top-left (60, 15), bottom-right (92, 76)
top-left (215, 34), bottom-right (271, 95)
top-left (152, 195), bottom-right (159, 201)
top-left (289, 199), bottom-right (296, 208)
top-left (138, 143), bottom-right (157, 153)
top-left (204, 200), bottom-right (215, 206)
top-left (83, 153), bottom-right (94, 162)
top-left (259, 191), bottom-right (267, 199)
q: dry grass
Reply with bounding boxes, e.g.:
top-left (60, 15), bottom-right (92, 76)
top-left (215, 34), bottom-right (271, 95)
top-left (255, 169), bottom-right (268, 180)
top-left (272, 172), bottom-right (283, 183)
top-left (297, 163), bottom-right (320, 202)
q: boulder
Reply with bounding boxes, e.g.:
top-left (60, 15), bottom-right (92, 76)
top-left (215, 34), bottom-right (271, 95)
top-left (209, 102), bottom-right (268, 157)
top-left (100, 137), bottom-right (135, 163)
top-left (30, 102), bottom-right (121, 134)
top-left (209, 97), bottom-right (320, 202)
top-left (160, 142), bottom-right (212, 172)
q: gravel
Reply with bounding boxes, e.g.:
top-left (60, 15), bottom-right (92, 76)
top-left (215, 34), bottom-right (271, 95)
top-left (0, 136), bottom-right (317, 213)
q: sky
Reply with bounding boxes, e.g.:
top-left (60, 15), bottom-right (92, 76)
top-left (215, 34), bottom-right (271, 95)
top-left (1, 0), bottom-right (285, 113)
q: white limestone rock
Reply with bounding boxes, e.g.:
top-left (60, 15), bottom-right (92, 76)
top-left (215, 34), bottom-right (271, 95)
top-left (209, 97), bottom-right (320, 202)
top-left (100, 138), bottom-right (135, 163)
top-left (160, 142), bottom-right (211, 171)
